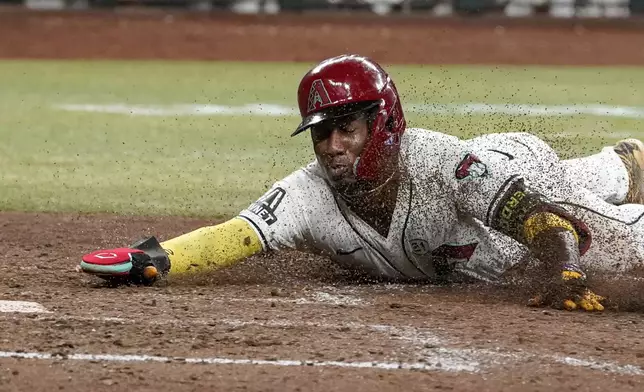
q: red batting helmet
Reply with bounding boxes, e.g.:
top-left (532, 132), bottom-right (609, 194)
top-left (292, 54), bottom-right (406, 181)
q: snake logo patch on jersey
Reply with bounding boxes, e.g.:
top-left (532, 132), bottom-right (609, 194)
top-left (455, 153), bottom-right (488, 180)
top-left (248, 187), bottom-right (286, 226)
top-left (307, 79), bottom-right (332, 113)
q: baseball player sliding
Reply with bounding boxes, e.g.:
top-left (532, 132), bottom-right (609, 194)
top-left (80, 54), bottom-right (644, 312)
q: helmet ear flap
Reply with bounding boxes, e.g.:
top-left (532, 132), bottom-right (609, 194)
top-left (354, 105), bottom-right (401, 181)
top-left (367, 100), bottom-right (388, 135)
top-left (385, 115), bottom-right (395, 133)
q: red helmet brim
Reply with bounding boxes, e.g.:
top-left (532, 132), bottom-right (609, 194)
top-left (291, 101), bottom-right (380, 137)
top-left (291, 111), bottom-right (330, 137)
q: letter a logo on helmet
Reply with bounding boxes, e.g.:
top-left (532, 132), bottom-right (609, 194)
top-left (307, 79), bottom-right (332, 113)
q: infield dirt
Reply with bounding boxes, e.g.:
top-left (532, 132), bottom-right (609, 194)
top-left (1, 8), bottom-right (644, 391)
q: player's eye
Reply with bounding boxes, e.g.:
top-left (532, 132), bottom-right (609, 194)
top-left (337, 121), bottom-right (356, 134)
top-left (311, 124), bottom-right (333, 143)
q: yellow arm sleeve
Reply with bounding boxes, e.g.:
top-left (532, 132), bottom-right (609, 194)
top-left (160, 217), bottom-right (263, 276)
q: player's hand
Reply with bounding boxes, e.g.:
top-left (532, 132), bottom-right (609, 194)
top-left (528, 264), bottom-right (605, 311)
top-left (79, 236), bottom-right (171, 285)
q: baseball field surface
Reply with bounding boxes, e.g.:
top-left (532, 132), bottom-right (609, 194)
top-left (1, 8), bottom-right (644, 391)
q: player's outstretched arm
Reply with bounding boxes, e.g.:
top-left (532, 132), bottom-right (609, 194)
top-left (521, 213), bottom-right (604, 311)
top-left (79, 176), bottom-right (309, 285)
top-left (79, 217), bottom-right (263, 285)
top-left (489, 185), bottom-right (603, 311)
top-left (161, 217), bottom-right (263, 275)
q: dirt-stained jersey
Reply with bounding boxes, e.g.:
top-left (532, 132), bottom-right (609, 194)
top-left (238, 128), bottom-right (644, 282)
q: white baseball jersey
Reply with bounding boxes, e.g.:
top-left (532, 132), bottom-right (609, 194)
top-left (239, 128), bottom-right (644, 282)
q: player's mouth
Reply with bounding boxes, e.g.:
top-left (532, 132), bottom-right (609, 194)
top-left (328, 163), bottom-right (350, 178)
top-left (317, 155), bottom-right (356, 185)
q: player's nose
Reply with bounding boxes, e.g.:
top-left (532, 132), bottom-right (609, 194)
top-left (325, 129), bottom-right (346, 155)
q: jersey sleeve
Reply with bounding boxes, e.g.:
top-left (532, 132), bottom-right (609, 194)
top-left (442, 145), bottom-right (590, 252)
top-left (444, 147), bottom-right (521, 224)
top-left (238, 181), bottom-right (308, 252)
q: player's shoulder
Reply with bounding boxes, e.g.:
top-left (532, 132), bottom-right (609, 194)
top-left (272, 161), bottom-right (333, 202)
top-left (241, 161), bottom-right (334, 228)
top-left (278, 161), bottom-right (326, 187)
top-left (402, 127), bottom-right (462, 156)
top-left (401, 128), bottom-right (464, 174)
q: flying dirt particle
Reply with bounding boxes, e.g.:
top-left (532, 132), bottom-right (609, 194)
top-left (8, 280), bottom-right (23, 289)
top-left (270, 288), bottom-right (282, 297)
top-left (243, 236), bottom-right (251, 246)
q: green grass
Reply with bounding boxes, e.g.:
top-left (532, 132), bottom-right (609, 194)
top-left (1, 60), bottom-right (643, 217)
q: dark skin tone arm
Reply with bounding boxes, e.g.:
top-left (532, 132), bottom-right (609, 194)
top-left (529, 229), bottom-right (580, 273)
top-left (528, 228), bottom-right (605, 311)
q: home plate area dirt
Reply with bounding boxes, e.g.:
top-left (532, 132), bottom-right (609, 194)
top-left (1, 9), bottom-right (644, 392)
top-left (1, 212), bottom-right (644, 391)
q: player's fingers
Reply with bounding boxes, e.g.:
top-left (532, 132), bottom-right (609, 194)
top-left (578, 298), bottom-right (596, 311)
top-left (578, 297), bottom-right (604, 312)
top-left (588, 292), bottom-right (606, 302)
top-left (583, 290), bottom-right (605, 311)
top-left (563, 299), bottom-right (577, 311)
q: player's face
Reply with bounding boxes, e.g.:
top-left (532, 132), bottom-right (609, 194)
top-left (311, 113), bottom-right (369, 190)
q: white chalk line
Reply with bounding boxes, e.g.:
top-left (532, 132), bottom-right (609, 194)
top-left (409, 103), bottom-right (644, 119)
top-left (1, 349), bottom-right (640, 376)
top-left (56, 103), bottom-right (297, 117)
top-left (0, 350), bottom-right (449, 372)
top-left (2, 311), bottom-right (642, 376)
top-left (552, 356), bottom-right (644, 376)
top-left (1, 312), bottom-right (475, 372)
top-left (225, 291), bottom-right (368, 307)
top-left (55, 103), bottom-right (644, 119)
top-left (0, 311), bottom-right (478, 373)
top-left (0, 300), bottom-right (51, 314)
top-left (159, 292), bottom-right (368, 307)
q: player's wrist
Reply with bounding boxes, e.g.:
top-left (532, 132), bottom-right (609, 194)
top-left (529, 228), bottom-right (580, 272)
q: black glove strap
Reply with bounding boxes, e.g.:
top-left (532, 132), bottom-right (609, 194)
top-left (129, 236), bottom-right (171, 283)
